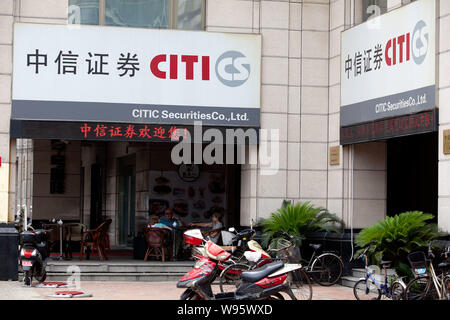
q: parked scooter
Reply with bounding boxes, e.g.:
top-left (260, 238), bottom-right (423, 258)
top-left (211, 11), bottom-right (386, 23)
top-left (19, 227), bottom-right (51, 286)
top-left (177, 229), bottom-right (303, 300)
top-left (224, 227), bottom-right (271, 261)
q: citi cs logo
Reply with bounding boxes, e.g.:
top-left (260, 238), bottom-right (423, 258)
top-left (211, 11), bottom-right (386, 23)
top-left (385, 20), bottom-right (430, 67)
top-left (215, 51), bottom-right (251, 87)
top-left (412, 20), bottom-right (429, 65)
top-left (148, 50), bottom-right (250, 87)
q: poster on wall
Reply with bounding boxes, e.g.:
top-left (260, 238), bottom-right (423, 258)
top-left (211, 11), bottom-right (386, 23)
top-left (340, 0), bottom-right (436, 144)
top-left (148, 167), bottom-right (226, 225)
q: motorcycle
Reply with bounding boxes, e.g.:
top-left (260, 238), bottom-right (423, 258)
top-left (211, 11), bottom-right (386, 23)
top-left (19, 227), bottom-right (51, 286)
top-left (223, 227), bottom-right (271, 261)
top-left (177, 229), bottom-right (303, 300)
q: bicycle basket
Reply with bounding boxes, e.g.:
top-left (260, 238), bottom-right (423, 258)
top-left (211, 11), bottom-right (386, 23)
top-left (407, 251), bottom-right (428, 275)
top-left (268, 238), bottom-right (292, 252)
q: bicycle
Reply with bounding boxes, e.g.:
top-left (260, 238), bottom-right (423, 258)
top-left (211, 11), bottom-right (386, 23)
top-left (300, 243), bottom-right (343, 286)
top-left (353, 247), bottom-right (406, 300)
top-left (218, 238), bottom-right (313, 300)
top-left (404, 242), bottom-right (449, 300)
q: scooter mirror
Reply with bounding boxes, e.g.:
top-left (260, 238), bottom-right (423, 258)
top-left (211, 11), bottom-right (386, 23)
top-left (228, 227), bottom-right (236, 233)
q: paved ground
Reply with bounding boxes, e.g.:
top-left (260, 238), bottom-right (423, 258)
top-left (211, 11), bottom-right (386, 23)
top-left (0, 280), bottom-right (356, 300)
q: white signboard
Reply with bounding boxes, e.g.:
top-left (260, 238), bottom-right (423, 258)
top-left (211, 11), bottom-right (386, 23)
top-left (340, 0), bottom-right (435, 127)
top-left (12, 23), bottom-right (261, 127)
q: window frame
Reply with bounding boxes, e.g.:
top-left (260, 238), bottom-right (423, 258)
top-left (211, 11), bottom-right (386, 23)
top-left (70, 0), bottom-right (205, 30)
top-left (172, 0), bottom-right (205, 31)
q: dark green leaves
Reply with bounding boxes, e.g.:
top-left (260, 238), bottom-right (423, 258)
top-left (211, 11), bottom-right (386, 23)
top-left (259, 201), bottom-right (344, 248)
top-left (354, 211), bottom-right (444, 278)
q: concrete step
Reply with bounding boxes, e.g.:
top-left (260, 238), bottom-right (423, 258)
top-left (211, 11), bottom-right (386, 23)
top-left (46, 262), bottom-right (194, 274)
top-left (341, 276), bottom-right (360, 288)
top-left (44, 272), bottom-right (186, 282)
top-left (351, 268), bottom-right (366, 279)
top-left (19, 260), bottom-right (195, 282)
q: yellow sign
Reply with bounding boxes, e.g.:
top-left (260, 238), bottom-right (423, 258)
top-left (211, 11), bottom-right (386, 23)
top-left (330, 146), bottom-right (340, 166)
top-left (444, 130), bottom-right (450, 155)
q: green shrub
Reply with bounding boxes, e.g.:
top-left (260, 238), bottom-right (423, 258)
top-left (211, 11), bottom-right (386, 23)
top-left (259, 201), bottom-right (344, 248)
top-left (354, 211), bottom-right (444, 277)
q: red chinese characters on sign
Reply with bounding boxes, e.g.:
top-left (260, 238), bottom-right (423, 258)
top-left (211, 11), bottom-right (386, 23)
top-left (94, 124), bottom-right (107, 137)
top-left (124, 125), bottom-right (137, 139)
top-left (80, 123), bottom-right (91, 138)
top-left (341, 110), bottom-right (436, 145)
top-left (138, 125), bottom-right (152, 139)
top-left (79, 123), bottom-right (189, 142)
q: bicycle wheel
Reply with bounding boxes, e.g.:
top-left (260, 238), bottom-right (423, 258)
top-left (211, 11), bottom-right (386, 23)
top-left (353, 279), bottom-right (381, 300)
top-left (219, 263), bottom-right (251, 293)
top-left (311, 253), bottom-right (343, 286)
top-left (287, 269), bottom-right (313, 300)
top-left (390, 281), bottom-right (405, 300)
top-left (405, 276), bottom-right (438, 300)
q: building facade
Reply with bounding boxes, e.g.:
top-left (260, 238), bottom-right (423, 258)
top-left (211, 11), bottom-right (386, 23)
top-left (0, 0), bottom-right (448, 248)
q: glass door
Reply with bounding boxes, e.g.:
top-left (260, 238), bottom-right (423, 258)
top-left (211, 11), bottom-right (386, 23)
top-left (119, 159), bottom-right (136, 246)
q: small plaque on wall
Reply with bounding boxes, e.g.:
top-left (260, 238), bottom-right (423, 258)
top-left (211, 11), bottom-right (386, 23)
top-left (329, 146), bottom-right (340, 166)
top-left (444, 130), bottom-right (450, 155)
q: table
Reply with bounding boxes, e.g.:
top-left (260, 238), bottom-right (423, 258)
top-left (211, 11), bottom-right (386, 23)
top-left (44, 222), bottom-right (84, 260)
top-left (171, 226), bottom-right (191, 261)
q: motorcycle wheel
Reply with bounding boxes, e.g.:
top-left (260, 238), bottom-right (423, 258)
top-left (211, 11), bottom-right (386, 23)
top-left (23, 271), bottom-right (32, 286)
top-left (180, 289), bottom-right (203, 300)
top-left (36, 269), bottom-right (47, 283)
top-left (266, 293), bottom-right (285, 300)
top-left (218, 263), bottom-right (251, 293)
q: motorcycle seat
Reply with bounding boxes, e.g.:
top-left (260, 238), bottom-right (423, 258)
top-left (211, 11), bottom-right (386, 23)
top-left (241, 260), bottom-right (284, 283)
top-left (438, 261), bottom-right (449, 269)
top-left (309, 243), bottom-right (321, 250)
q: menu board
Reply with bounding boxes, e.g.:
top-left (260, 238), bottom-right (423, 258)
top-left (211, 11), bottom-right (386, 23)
top-left (148, 167), bottom-right (226, 225)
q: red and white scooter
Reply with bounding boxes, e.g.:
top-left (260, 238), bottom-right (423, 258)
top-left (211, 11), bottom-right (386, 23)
top-left (177, 229), bottom-right (303, 300)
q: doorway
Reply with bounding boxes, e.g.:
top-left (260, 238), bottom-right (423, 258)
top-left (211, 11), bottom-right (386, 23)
top-left (386, 132), bottom-right (438, 221)
top-left (90, 163), bottom-right (103, 228)
top-left (118, 155), bottom-right (136, 246)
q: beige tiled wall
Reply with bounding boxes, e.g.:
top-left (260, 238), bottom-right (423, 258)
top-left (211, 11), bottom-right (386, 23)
top-left (0, 1), bottom-right (14, 221)
top-left (0, 0), bottom-right (67, 222)
top-left (218, 0), bottom-right (387, 227)
top-left (205, 0), bottom-right (332, 224)
top-left (32, 140), bottom-right (82, 220)
top-left (438, 0), bottom-right (450, 232)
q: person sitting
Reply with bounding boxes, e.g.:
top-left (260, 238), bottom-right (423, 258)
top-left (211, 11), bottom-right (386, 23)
top-left (149, 215), bottom-right (172, 231)
top-left (190, 212), bottom-right (223, 243)
top-left (159, 209), bottom-right (184, 228)
top-left (159, 208), bottom-right (185, 257)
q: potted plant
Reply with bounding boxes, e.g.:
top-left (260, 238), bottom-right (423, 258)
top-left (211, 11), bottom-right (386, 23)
top-left (354, 211), bottom-right (445, 280)
top-left (259, 201), bottom-right (344, 249)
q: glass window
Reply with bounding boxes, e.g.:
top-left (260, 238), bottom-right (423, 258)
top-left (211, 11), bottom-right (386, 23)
top-left (68, 0), bottom-right (100, 25)
top-left (362, 0), bottom-right (387, 22)
top-left (105, 0), bottom-right (170, 29)
top-left (176, 0), bottom-right (202, 30)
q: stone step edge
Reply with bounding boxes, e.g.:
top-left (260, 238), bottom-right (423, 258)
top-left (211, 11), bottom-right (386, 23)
top-left (21, 272), bottom-right (187, 276)
top-left (46, 263), bottom-right (195, 267)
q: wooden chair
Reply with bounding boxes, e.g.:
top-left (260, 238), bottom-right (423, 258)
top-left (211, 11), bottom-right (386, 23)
top-left (144, 227), bottom-right (172, 262)
top-left (66, 223), bottom-right (86, 259)
top-left (80, 219), bottom-right (112, 261)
